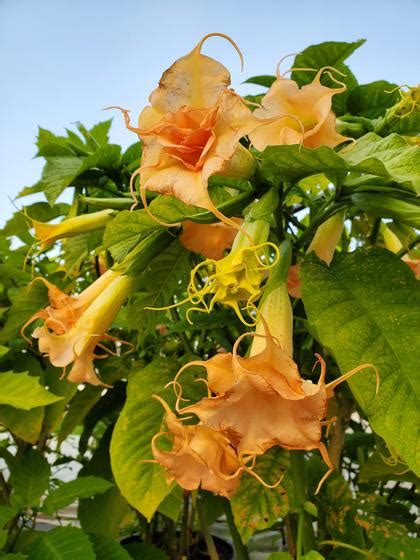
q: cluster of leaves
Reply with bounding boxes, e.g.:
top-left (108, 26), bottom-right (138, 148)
top-left (0, 40), bottom-right (419, 559)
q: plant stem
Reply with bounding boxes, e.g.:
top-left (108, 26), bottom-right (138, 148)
top-left (296, 203), bottom-right (348, 248)
top-left (368, 218), bottom-right (381, 245)
top-left (289, 451), bottom-right (316, 555)
top-left (319, 540), bottom-right (371, 557)
top-left (170, 307), bottom-right (193, 354)
top-left (222, 498), bottom-right (250, 560)
top-left (196, 494), bottom-right (219, 560)
top-left (178, 490), bottom-right (190, 559)
top-left (396, 233), bottom-right (420, 257)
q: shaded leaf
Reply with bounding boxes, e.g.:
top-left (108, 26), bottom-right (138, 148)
top-left (348, 81), bottom-right (399, 118)
top-left (8, 449), bottom-right (50, 508)
top-left (0, 372), bottom-right (62, 410)
top-left (42, 476), bottom-right (113, 513)
top-left (29, 527), bottom-right (95, 560)
top-left (89, 534), bottom-right (131, 560)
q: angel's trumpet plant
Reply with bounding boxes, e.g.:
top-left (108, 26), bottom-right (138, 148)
top-left (30, 209), bottom-right (114, 251)
top-left (23, 270), bottom-right (135, 386)
top-left (288, 210), bottom-right (346, 298)
top-left (375, 84), bottom-right (420, 136)
top-left (113, 33), bottom-right (256, 228)
top-left (249, 65), bottom-right (349, 150)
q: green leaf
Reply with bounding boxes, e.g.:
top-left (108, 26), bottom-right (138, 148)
top-left (244, 75), bottom-right (276, 88)
top-left (0, 372), bottom-right (62, 410)
top-left (123, 241), bottom-right (191, 335)
top-left (359, 449), bottom-right (419, 485)
top-left (351, 193), bottom-right (420, 227)
top-left (342, 133), bottom-right (420, 193)
top-left (389, 110), bottom-right (420, 136)
top-left (29, 527), bottom-right (95, 560)
top-left (292, 40), bottom-right (365, 87)
top-left (89, 534), bottom-right (131, 560)
top-left (261, 144), bottom-right (347, 185)
top-left (89, 119), bottom-right (113, 146)
top-left (0, 505), bottom-right (18, 528)
top-left (302, 553), bottom-right (325, 560)
top-left (103, 210), bottom-right (159, 261)
top-left (43, 367), bottom-right (78, 434)
top-left (79, 486), bottom-right (130, 539)
top-left (348, 81), bottom-right (399, 118)
top-left (358, 513), bottom-right (420, 559)
top-left (231, 447), bottom-right (289, 543)
top-left (36, 128), bottom-right (76, 157)
top-left (301, 248), bottom-right (420, 475)
top-left (42, 476), bottom-right (113, 513)
top-left (265, 554), bottom-right (293, 560)
top-left (110, 358), bottom-right (180, 521)
top-left (0, 405), bottom-right (44, 444)
top-left (0, 281), bottom-right (48, 343)
top-left (122, 542), bottom-right (168, 560)
top-left (40, 145), bottom-right (121, 205)
top-left (8, 448), bottom-right (50, 508)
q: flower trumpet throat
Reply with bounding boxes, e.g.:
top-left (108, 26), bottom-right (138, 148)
top-left (114, 33), bottom-right (257, 228)
top-left (30, 209), bottom-right (114, 251)
top-left (22, 270), bottom-right (135, 386)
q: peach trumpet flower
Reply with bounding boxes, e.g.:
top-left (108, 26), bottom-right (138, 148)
top-left (179, 218), bottom-right (242, 261)
top-left (113, 33), bottom-right (256, 228)
top-left (23, 271), bottom-right (134, 385)
top-left (249, 66), bottom-right (349, 151)
top-left (151, 396), bottom-right (242, 497)
top-left (174, 321), bottom-right (378, 493)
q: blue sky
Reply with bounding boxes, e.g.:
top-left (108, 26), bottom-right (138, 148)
top-left (1, 0), bottom-right (419, 225)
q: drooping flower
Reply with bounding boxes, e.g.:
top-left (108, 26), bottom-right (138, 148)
top-left (30, 209), bottom-right (114, 251)
top-left (23, 271), bottom-right (134, 385)
top-left (151, 396), bottom-right (242, 497)
top-left (175, 320), bottom-right (378, 493)
top-left (114, 33), bottom-right (256, 227)
top-left (249, 66), bottom-right (349, 151)
top-left (179, 218), bottom-right (242, 260)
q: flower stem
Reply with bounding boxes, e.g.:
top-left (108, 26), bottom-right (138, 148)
top-left (178, 490), bottom-right (190, 559)
top-left (196, 494), bottom-right (219, 560)
top-left (290, 451), bottom-right (316, 555)
top-left (221, 498), bottom-right (250, 560)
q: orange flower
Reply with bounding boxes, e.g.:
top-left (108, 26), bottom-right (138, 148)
top-left (175, 321), bottom-right (378, 492)
top-left (23, 271), bottom-right (134, 385)
top-left (115, 33), bottom-right (256, 227)
top-left (249, 67), bottom-right (349, 151)
top-left (180, 219), bottom-right (242, 260)
top-left (152, 396), bottom-right (242, 497)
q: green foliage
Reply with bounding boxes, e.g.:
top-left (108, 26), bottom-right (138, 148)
top-left (29, 527), bottom-right (95, 560)
top-left (0, 372), bottom-right (62, 410)
top-left (7, 449), bottom-right (50, 508)
top-left (301, 248), bottom-right (420, 475)
top-left (110, 358), bottom-right (180, 521)
top-left (41, 476), bottom-right (113, 514)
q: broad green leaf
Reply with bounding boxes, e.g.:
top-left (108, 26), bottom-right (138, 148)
top-left (103, 210), bottom-right (159, 261)
top-left (29, 527), bottom-right (95, 560)
top-left (122, 241), bottom-right (191, 335)
top-left (389, 110), bottom-right (420, 136)
top-left (348, 81), bottom-right (399, 118)
top-left (42, 476), bottom-right (113, 513)
top-left (342, 133), bottom-right (420, 193)
top-left (36, 128), bottom-right (76, 157)
top-left (357, 513), bottom-right (420, 559)
top-left (265, 554), bottom-right (293, 560)
top-left (0, 346), bottom-right (9, 358)
top-left (0, 505), bottom-right (18, 528)
top-left (0, 281), bottom-right (48, 343)
top-left (359, 449), bottom-right (419, 485)
top-left (0, 405), bottom-right (44, 444)
top-left (351, 193), bottom-right (420, 227)
top-left (0, 372), bottom-right (62, 410)
top-left (292, 40), bottom-right (365, 87)
top-left (122, 142), bottom-right (141, 166)
top-left (301, 248), bottom-right (420, 474)
top-left (0, 554), bottom-right (27, 559)
top-left (231, 448), bottom-right (289, 543)
top-left (8, 448), bottom-right (50, 508)
top-left (244, 75), bottom-right (276, 88)
top-left (89, 119), bottom-right (113, 146)
top-left (122, 542), bottom-right (168, 560)
top-left (157, 485), bottom-right (183, 522)
top-left (261, 144), bottom-right (347, 185)
top-left (43, 367), bottom-right (78, 434)
top-left (89, 534), bottom-right (131, 560)
top-left (302, 553), bottom-right (325, 560)
top-left (110, 358), bottom-right (180, 521)
top-left (79, 486), bottom-right (131, 538)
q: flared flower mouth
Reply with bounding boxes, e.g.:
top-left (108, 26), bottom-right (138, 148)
top-left (180, 219), bottom-right (242, 261)
top-left (249, 65), bottom-right (350, 151)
